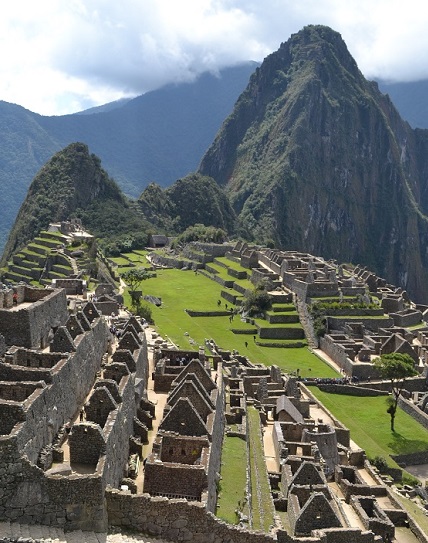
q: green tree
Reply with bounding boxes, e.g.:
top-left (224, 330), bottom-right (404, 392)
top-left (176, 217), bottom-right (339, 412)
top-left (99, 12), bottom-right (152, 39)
top-left (122, 268), bottom-right (153, 306)
top-left (242, 283), bottom-right (272, 317)
top-left (373, 353), bottom-right (418, 432)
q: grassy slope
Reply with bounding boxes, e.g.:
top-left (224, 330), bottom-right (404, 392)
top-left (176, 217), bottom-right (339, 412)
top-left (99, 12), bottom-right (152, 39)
top-left (126, 268), bottom-right (338, 377)
top-left (311, 390), bottom-right (428, 462)
top-left (216, 436), bottom-right (248, 524)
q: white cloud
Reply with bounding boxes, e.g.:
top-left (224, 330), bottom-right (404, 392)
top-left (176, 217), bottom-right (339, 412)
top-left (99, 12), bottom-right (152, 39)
top-left (0, 0), bottom-right (427, 115)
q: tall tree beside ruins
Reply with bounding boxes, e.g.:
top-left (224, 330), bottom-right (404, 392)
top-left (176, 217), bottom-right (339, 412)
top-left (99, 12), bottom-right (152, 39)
top-left (122, 268), bottom-right (153, 306)
top-left (373, 353), bottom-right (418, 432)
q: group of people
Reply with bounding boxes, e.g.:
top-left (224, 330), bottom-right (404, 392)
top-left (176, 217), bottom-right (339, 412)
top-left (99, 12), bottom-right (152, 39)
top-left (311, 377), bottom-right (351, 385)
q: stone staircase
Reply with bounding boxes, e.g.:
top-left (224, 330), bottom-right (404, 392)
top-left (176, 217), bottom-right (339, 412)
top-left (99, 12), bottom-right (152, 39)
top-left (0, 520), bottom-right (67, 541)
top-left (3, 230), bottom-right (75, 286)
top-left (0, 520), bottom-right (168, 542)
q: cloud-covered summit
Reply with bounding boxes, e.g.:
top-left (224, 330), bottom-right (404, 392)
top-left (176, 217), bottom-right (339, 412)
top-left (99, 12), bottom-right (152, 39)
top-left (2, 0), bottom-right (428, 115)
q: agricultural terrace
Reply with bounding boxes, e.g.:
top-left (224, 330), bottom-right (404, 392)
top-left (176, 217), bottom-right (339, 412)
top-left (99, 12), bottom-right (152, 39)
top-left (310, 388), bottom-right (428, 476)
top-left (123, 266), bottom-right (339, 378)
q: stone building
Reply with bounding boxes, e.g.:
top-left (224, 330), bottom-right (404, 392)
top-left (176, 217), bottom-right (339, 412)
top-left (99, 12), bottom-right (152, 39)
top-left (143, 358), bottom-right (225, 512)
top-left (0, 285), bottom-right (68, 349)
top-left (0, 290), bottom-right (150, 532)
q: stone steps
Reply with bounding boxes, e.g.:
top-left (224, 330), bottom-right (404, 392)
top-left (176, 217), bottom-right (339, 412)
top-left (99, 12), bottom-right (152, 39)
top-left (0, 520), bottom-right (67, 541)
top-left (0, 521), bottom-right (169, 543)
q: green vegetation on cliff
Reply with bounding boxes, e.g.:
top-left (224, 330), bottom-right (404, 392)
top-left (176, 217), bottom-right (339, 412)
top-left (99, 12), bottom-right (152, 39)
top-left (138, 173), bottom-right (237, 235)
top-left (198, 25), bottom-right (428, 303)
top-left (1, 142), bottom-right (151, 265)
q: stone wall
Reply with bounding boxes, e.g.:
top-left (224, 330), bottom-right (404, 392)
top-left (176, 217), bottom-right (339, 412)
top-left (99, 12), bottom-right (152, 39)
top-left (327, 316), bottom-right (394, 332)
top-left (5, 348), bottom-right (63, 368)
top-left (206, 365), bottom-right (225, 512)
top-left (22, 318), bottom-right (108, 462)
top-left (0, 316), bottom-right (110, 530)
top-left (0, 288), bottom-right (68, 349)
top-left (95, 301), bottom-right (119, 316)
top-left (54, 279), bottom-right (85, 295)
top-left (316, 385), bottom-right (388, 397)
top-left (0, 434), bottom-right (107, 531)
top-left (257, 326), bottom-right (305, 340)
top-left (390, 309), bottom-right (422, 328)
top-left (319, 337), bottom-right (382, 380)
top-left (192, 242), bottom-right (233, 257)
top-left (144, 461), bottom-right (208, 500)
top-left (398, 395), bottom-right (428, 432)
top-left (101, 372), bottom-right (139, 488)
top-left (106, 490), bottom-right (275, 543)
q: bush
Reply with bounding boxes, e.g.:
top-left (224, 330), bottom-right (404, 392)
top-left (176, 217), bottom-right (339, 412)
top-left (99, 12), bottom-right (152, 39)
top-left (135, 302), bottom-right (153, 324)
top-left (242, 285), bottom-right (272, 317)
top-left (371, 456), bottom-right (389, 473)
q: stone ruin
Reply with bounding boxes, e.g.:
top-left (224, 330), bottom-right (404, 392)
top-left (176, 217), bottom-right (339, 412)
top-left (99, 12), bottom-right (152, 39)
top-left (0, 242), bottom-right (427, 543)
top-left (0, 285), bottom-right (150, 531)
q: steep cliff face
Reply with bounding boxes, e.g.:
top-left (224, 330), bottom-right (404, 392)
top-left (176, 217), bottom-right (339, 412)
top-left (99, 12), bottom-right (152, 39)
top-left (199, 25), bottom-right (428, 302)
top-left (138, 173), bottom-right (237, 234)
top-left (1, 142), bottom-right (128, 264)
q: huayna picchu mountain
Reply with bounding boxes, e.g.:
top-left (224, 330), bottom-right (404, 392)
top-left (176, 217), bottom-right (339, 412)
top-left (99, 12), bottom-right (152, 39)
top-left (198, 25), bottom-right (428, 303)
top-left (0, 144), bottom-right (237, 267)
top-left (0, 142), bottom-right (151, 265)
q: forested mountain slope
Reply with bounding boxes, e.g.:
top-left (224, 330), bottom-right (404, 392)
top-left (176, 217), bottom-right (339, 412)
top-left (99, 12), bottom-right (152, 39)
top-left (199, 25), bottom-right (428, 303)
top-left (0, 63), bottom-right (257, 253)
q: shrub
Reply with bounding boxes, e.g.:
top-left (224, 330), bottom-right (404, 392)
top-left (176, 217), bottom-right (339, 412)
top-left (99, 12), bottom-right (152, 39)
top-left (135, 302), bottom-right (153, 324)
top-left (371, 456), bottom-right (389, 473)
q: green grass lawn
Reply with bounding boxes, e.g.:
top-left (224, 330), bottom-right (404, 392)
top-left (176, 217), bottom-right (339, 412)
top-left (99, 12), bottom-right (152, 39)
top-left (124, 268), bottom-right (338, 377)
top-left (254, 318), bottom-right (302, 329)
top-left (310, 389), bottom-right (428, 465)
top-left (215, 256), bottom-right (248, 272)
top-left (123, 251), bottom-right (150, 265)
top-left (216, 436), bottom-right (248, 524)
top-left (109, 256), bottom-right (130, 266)
top-left (247, 406), bottom-right (275, 532)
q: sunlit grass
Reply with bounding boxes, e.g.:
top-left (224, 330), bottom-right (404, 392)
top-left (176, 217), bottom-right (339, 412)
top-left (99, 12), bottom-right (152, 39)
top-left (310, 389), bottom-right (428, 464)
top-left (124, 268), bottom-right (339, 377)
top-left (216, 436), bottom-right (248, 524)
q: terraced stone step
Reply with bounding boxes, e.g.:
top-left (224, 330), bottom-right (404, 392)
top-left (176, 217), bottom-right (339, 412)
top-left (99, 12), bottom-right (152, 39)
top-left (3, 271), bottom-right (33, 284)
top-left (51, 264), bottom-right (73, 275)
top-left (39, 231), bottom-right (70, 244)
top-left (34, 236), bottom-right (65, 249)
top-left (12, 255), bottom-right (36, 269)
top-left (27, 243), bottom-right (51, 256)
top-left (9, 263), bottom-right (42, 280)
top-left (266, 312), bottom-right (300, 324)
top-left (47, 270), bottom-right (69, 280)
top-left (19, 250), bottom-right (47, 266)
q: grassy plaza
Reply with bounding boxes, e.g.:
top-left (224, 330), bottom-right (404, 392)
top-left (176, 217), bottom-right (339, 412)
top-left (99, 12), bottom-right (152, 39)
top-left (124, 266), bottom-right (339, 378)
top-left (310, 389), bottom-right (428, 469)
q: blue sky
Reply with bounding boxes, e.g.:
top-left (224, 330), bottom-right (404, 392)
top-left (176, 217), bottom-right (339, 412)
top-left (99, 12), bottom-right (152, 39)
top-left (3, 0), bottom-right (428, 115)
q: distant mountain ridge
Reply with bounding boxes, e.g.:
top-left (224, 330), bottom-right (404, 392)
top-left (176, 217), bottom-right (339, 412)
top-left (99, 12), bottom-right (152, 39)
top-left (0, 62), bottom-right (258, 253)
top-left (198, 25), bottom-right (428, 303)
top-left (1, 144), bottom-right (237, 266)
top-left (377, 79), bottom-right (428, 129)
top-left (3, 27), bottom-right (428, 303)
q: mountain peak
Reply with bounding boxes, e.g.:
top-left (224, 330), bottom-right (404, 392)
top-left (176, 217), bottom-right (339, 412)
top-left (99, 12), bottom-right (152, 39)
top-left (1, 143), bottom-right (124, 263)
top-left (198, 26), bottom-right (428, 302)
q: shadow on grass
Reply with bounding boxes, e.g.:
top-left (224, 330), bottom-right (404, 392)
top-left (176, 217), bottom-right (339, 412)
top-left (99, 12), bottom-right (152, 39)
top-left (388, 431), bottom-right (428, 455)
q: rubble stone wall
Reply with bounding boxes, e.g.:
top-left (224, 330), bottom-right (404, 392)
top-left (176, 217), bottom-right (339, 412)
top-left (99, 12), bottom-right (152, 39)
top-left (0, 289), bottom-right (68, 348)
top-left (106, 490), bottom-right (275, 543)
top-left (206, 366), bottom-right (225, 512)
